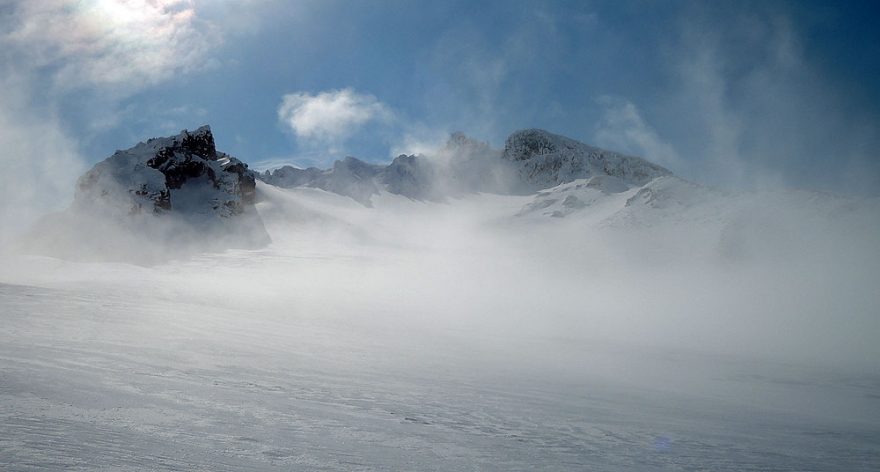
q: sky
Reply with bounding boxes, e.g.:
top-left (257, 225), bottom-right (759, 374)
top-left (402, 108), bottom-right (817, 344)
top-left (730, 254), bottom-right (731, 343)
top-left (1, 0), bottom-right (880, 227)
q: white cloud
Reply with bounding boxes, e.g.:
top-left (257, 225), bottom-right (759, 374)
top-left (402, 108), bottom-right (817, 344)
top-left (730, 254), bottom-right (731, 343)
top-left (277, 88), bottom-right (393, 144)
top-left (594, 96), bottom-right (683, 172)
top-left (1, 0), bottom-right (216, 93)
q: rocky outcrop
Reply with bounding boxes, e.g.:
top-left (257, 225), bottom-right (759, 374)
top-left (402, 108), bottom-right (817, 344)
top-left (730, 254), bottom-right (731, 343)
top-left (28, 126), bottom-right (269, 264)
top-left (75, 126), bottom-right (257, 217)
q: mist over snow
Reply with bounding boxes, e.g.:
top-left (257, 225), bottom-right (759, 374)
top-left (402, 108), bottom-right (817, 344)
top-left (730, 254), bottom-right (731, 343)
top-left (3, 123), bottom-right (880, 470)
top-left (1, 1), bottom-right (880, 471)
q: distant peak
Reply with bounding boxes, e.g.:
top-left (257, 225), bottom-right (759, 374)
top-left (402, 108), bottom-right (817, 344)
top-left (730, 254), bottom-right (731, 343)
top-left (448, 131), bottom-right (470, 145)
top-left (445, 131), bottom-right (490, 152)
top-left (336, 156), bottom-right (370, 168)
top-left (502, 128), bottom-right (671, 187)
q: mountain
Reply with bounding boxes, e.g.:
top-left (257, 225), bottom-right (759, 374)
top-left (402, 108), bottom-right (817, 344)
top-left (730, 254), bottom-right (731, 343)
top-left (25, 126), bottom-right (269, 263)
top-left (23, 124), bottom-right (877, 265)
top-left (74, 125), bottom-right (256, 217)
top-left (261, 156), bottom-right (385, 206)
top-left (260, 129), bottom-right (668, 204)
top-left (501, 129), bottom-right (671, 191)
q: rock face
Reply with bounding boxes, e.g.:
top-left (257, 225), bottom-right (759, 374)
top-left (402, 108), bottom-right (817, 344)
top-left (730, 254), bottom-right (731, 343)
top-left (75, 126), bottom-right (256, 217)
top-left (29, 126), bottom-right (269, 264)
top-left (381, 154), bottom-right (435, 200)
top-left (502, 129), bottom-right (671, 190)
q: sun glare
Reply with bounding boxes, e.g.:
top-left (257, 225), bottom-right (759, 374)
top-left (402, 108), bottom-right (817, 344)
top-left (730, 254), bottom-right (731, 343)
top-left (83, 0), bottom-right (195, 33)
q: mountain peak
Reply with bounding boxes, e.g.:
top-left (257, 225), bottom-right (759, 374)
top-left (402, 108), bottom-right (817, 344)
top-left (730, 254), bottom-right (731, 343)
top-left (445, 131), bottom-right (490, 153)
top-left (502, 128), bottom-right (671, 189)
top-left (179, 125), bottom-right (216, 158)
top-left (76, 125), bottom-right (256, 217)
top-left (503, 128), bottom-right (563, 160)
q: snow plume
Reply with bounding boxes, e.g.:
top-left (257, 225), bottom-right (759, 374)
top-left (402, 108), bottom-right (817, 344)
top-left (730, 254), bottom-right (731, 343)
top-left (660, 8), bottom-right (879, 193)
top-left (0, 77), bottom-right (85, 248)
top-left (278, 88), bottom-right (394, 155)
top-left (594, 96), bottom-right (684, 173)
top-left (2, 178), bottom-right (879, 469)
top-left (249, 184), bottom-right (880, 371)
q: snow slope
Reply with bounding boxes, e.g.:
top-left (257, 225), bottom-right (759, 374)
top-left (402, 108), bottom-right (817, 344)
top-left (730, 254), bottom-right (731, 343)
top-left (1, 182), bottom-right (879, 470)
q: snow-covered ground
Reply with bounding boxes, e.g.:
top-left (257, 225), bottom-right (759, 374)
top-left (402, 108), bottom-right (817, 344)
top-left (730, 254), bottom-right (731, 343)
top-left (2, 183), bottom-right (879, 470)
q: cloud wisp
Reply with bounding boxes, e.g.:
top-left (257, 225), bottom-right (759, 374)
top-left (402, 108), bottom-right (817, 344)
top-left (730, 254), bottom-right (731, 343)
top-left (594, 96), bottom-right (684, 172)
top-left (657, 8), bottom-right (880, 192)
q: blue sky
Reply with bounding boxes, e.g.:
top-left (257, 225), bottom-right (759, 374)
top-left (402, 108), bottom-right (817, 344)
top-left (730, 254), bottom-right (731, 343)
top-left (2, 0), bottom-right (879, 207)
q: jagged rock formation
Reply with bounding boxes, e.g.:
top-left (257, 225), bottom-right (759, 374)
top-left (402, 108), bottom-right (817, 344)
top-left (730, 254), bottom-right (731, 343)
top-left (27, 126), bottom-right (269, 263)
top-left (74, 126), bottom-right (256, 217)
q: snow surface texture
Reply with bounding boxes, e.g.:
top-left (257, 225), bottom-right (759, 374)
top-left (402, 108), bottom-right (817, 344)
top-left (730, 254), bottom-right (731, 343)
top-left (2, 182), bottom-right (880, 471)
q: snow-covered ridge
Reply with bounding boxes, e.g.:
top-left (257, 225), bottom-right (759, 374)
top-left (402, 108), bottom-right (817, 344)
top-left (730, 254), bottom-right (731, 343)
top-left (261, 128), bottom-right (670, 204)
top-left (260, 156), bottom-right (386, 206)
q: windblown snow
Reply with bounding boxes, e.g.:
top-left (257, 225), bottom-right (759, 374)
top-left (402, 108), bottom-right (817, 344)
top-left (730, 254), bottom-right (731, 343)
top-left (1, 127), bottom-right (879, 471)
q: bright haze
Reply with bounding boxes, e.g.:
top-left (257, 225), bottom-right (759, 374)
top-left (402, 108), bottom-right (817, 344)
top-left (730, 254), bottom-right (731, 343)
top-left (1, 1), bottom-right (879, 471)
